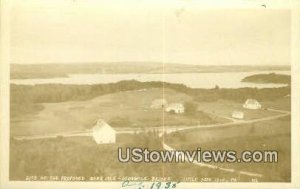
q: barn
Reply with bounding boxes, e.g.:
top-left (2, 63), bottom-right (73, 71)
top-left (243, 99), bottom-right (261, 110)
top-left (92, 119), bottom-right (116, 144)
top-left (165, 103), bottom-right (185, 114)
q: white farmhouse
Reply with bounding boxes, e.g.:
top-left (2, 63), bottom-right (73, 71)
top-left (243, 99), bottom-right (261, 110)
top-left (231, 111), bottom-right (244, 119)
top-left (92, 119), bottom-right (116, 144)
top-left (150, 98), bottom-right (168, 109)
top-left (166, 103), bottom-right (185, 114)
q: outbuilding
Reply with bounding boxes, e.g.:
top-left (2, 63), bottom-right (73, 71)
top-left (232, 111), bottom-right (244, 119)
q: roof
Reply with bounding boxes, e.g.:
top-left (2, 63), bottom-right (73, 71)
top-left (166, 103), bottom-right (184, 109)
top-left (93, 119), bottom-right (115, 132)
top-left (232, 111), bottom-right (243, 114)
top-left (244, 99), bottom-right (260, 104)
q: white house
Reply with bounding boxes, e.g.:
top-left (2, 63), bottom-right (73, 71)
top-left (150, 98), bottom-right (168, 109)
top-left (243, 99), bottom-right (261, 110)
top-left (165, 103), bottom-right (185, 114)
top-left (92, 119), bottom-right (116, 144)
top-left (232, 111), bottom-right (244, 119)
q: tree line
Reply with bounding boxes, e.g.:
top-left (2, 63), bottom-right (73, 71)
top-left (11, 80), bottom-right (290, 104)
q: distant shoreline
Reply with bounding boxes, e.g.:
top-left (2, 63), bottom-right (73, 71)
top-left (10, 63), bottom-right (291, 79)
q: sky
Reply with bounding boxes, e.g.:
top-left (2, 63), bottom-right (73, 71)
top-left (10, 0), bottom-right (291, 65)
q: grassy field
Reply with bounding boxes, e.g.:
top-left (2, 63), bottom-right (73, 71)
top-left (164, 97), bottom-right (291, 181)
top-left (11, 88), bottom-right (220, 136)
top-left (195, 97), bottom-right (290, 120)
top-left (9, 112), bottom-right (291, 182)
top-left (10, 114), bottom-right (290, 182)
top-left (9, 88), bottom-right (291, 182)
top-left (262, 97), bottom-right (291, 111)
top-left (11, 88), bottom-right (290, 136)
top-left (165, 115), bottom-right (291, 182)
top-left (10, 131), bottom-right (283, 182)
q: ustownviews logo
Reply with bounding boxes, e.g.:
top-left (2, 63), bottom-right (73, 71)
top-left (118, 147), bottom-right (278, 163)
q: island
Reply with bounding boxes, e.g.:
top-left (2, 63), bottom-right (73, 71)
top-left (242, 73), bottom-right (291, 84)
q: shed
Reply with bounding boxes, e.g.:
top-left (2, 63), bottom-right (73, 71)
top-left (232, 111), bottom-right (244, 119)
